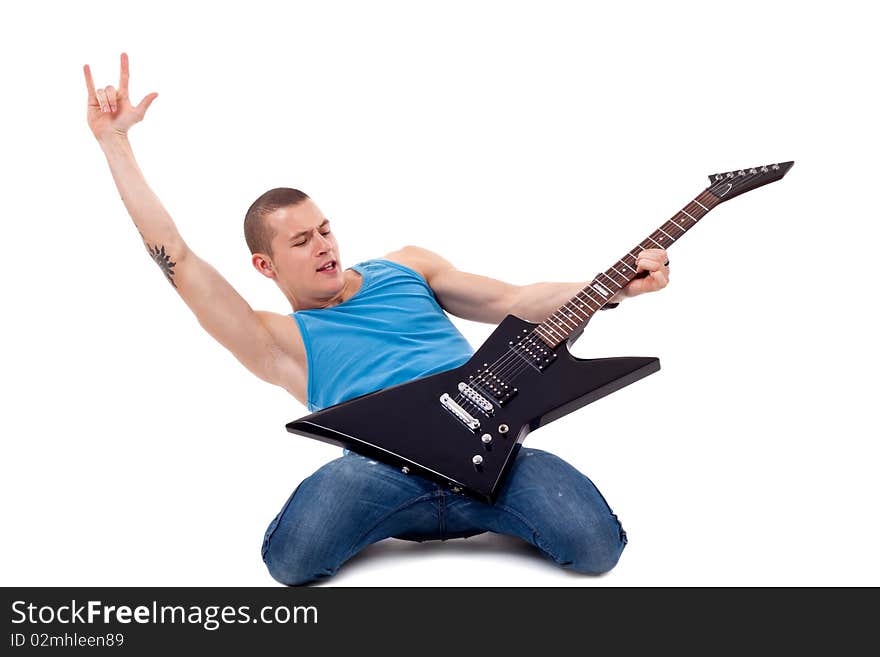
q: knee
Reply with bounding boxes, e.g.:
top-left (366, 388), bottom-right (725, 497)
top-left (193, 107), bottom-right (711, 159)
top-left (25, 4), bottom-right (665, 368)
top-left (507, 448), bottom-right (628, 574)
top-left (259, 454), bottom-right (397, 586)
top-left (260, 468), bottom-right (345, 587)
top-left (262, 522), bottom-right (338, 586)
top-left (553, 517), bottom-right (628, 575)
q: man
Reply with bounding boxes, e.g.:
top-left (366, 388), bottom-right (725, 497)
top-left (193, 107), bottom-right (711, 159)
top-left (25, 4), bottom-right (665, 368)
top-left (84, 53), bottom-right (671, 586)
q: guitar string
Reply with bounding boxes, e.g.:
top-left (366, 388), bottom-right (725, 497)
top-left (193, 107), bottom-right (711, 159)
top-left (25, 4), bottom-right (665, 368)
top-left (449, 182), bottom-right (733, 413)
top-left (450, 192), bottom-right (708, 410)
top-left (454, 231), bottom-right (677, 406)
top-left (476, 187), bottom-right (720, 389)
top-left (454, 164), bottom-right (784, 418)
top-left (452, 188), bottom-right (716, 409)
top-left (457, 170), bottom-right (757, 403)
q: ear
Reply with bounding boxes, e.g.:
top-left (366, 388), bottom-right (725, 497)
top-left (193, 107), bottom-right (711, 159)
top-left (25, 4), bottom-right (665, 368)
top-left (251, 253), bottom-right (276, 279)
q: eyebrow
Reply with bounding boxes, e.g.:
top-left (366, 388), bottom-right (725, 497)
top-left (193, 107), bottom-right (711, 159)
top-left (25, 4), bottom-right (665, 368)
top-left (289, 219), bottom-right (330, 241)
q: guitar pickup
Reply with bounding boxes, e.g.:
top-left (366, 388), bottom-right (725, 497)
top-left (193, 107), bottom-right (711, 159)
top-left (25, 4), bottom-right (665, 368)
top-left (457, 382), bottom-right (494, 415)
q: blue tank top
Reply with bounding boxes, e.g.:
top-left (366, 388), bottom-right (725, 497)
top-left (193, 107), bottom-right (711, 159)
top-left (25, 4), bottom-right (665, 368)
top-left (291, 258), bottom-right (474, 413)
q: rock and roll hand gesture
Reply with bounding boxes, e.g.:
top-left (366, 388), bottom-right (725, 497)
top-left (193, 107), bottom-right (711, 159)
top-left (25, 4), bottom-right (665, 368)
top-left (83, 52), bottom-right (158, 142)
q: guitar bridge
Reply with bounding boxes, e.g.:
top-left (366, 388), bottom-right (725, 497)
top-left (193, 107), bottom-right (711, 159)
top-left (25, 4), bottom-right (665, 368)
top-left (439, 393), bottom-right (480, 432)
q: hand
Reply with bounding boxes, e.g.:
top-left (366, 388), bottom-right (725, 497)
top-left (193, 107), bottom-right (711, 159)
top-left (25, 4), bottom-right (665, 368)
top-left (615, 248), bottom-right (670, 300)
top-left (83, 52), bottom-right (158, 142)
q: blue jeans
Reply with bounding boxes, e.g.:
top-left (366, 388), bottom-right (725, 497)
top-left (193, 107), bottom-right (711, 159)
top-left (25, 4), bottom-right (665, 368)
top-left (261, 447), bottom-right (628, 585)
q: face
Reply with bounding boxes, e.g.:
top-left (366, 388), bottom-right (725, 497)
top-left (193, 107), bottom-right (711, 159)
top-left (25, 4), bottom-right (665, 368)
top-left (252, 198), bottom-right (345, 310)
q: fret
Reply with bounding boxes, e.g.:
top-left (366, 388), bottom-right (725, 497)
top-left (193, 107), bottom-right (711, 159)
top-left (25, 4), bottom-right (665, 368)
top-left (584, 286), bottom-right (607, 308)
top-left (598, 272), bottom-right (622, 289)
top-left (535, 324), bottom-right (554, 341)
top-left (535, 325), bottom-right (555, 345)
top-left (552, 312), bottom-right (576, 331)
top-left (576, 292), bottom-right (599, 312)
top-left (548, 315), bottom-right (572, 337)
top-left (530, 191), bottom-right (719, 349)
top-left (610, 264), bottom-right (627, 279)
top-left (540, 326), bottom-right (563, 346)
top-left (560, 311), bottom-right (584, 331)
top-left (570, 294), bottom-right (588, 313)
top-left (591, 282), bottom-right (612, 299)
top-left (561, 306), bottom-right (583, 325)
top-left (544, 317), bottom-right (567, 338)
top-left (564, 303), bottom-right (588, 322)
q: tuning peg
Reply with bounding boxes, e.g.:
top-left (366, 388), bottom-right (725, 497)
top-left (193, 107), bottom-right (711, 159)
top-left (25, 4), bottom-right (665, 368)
top-left (749, 168), bottom-right (757, 174)
top-left (772, 163), bottom-right (780, 170)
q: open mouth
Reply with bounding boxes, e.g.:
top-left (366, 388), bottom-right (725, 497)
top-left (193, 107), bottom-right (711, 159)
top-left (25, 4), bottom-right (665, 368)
top-left (316, 260), bottom-right (337, 273)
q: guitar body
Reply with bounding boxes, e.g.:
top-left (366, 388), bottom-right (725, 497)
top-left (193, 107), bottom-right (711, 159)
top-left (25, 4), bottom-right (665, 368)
top-left (287, 314), bottom-right (660, 503)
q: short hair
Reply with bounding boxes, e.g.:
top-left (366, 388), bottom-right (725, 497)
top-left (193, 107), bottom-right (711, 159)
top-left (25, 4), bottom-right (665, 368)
top-left (244, 188), bottom-right (311, 258)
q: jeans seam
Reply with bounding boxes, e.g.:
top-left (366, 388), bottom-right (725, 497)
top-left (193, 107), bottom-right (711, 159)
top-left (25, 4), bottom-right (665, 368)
top-left (344, 491), bottom-right (440, 563)
top-left (493, 501), bottom-right (562, 564)
top-left (262, 480), bottom-right (305, 561)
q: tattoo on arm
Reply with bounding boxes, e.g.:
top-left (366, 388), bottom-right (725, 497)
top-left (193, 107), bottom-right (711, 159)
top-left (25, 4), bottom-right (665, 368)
top-left (139, 230), bottom-right (177, 289)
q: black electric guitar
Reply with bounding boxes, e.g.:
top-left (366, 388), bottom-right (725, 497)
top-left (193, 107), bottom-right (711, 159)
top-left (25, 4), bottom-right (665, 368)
top-left (286, 161), bottom-right (794, 503)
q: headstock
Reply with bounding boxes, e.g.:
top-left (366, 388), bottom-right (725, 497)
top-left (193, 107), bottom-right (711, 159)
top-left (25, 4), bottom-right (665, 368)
top-left (706, 161), bottom-right (794, 203)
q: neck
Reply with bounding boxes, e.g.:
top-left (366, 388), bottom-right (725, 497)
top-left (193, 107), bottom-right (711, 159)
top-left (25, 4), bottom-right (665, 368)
top-left (534, 189), bottom-right (721, 348)
top-left (291, 268), bottom-right (355, 311)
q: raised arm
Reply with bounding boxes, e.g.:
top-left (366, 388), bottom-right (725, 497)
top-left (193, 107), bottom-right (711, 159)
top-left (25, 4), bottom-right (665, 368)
top-left (84, 53), bottom-right (295, 387)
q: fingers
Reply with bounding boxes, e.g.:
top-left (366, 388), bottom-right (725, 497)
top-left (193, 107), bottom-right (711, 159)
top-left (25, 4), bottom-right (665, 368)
top-left (105, 85), bottom-right (117, 112)
top-left (649, 268), bottom-right (668, 288)
top-left (635, 248), bottom-right (668, 272)
top-left (119, 52), bottom-right (129, 95)
top-left (634, 248), bottom-right (669, 290)
top-left (83, 64), bottom-right (97, 103)
top-left (95, 86), bottom-right (118, 112)
top-left (137, 92), bottom-right (159, 115)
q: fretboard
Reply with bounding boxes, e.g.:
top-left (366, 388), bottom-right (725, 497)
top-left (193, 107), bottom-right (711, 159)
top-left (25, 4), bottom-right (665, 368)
top-left (534, 189), bottom-right (721, 348)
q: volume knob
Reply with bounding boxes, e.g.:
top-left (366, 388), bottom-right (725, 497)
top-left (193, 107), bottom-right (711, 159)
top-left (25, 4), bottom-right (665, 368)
top-left (472, 455), bottom-right (484, 466)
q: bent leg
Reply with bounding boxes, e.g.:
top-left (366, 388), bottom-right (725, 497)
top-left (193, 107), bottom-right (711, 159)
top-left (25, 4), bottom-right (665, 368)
top-left (261, 452), bottom-right (441, 586)
top-left (445, 447), bottom-right (628, 574)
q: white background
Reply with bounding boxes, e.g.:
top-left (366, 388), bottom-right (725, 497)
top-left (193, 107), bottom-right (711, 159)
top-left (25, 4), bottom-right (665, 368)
top-left (1, 0), bottom-right (877, 586)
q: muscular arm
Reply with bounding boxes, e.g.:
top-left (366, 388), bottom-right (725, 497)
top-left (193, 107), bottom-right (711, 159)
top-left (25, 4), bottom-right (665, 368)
top-left (98, 134), bottom-right (292, 386)
top-left (513, 281), bottom-right (624, 322)
top-left (402, 245), bottom-right (624, 325)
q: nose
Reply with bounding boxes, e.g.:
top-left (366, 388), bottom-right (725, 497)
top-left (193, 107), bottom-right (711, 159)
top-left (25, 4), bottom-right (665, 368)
top-left (314, 231), bottom-right (332, 254)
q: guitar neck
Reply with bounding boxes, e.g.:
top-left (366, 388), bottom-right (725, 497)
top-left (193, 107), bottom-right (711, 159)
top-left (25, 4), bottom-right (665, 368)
top-left (534, 188), bottom-right (722, 348)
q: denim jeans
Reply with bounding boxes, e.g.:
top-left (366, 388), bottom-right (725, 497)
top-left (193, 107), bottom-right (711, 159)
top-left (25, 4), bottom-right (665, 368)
top-left (261, 446), bottom-right (628, 585)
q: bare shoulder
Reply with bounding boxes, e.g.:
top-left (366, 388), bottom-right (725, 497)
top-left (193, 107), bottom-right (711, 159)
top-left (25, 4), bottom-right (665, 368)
top-left (381, 245), bottom-right (455, 283)
top-left (253, 310), bottom-right (308, 405)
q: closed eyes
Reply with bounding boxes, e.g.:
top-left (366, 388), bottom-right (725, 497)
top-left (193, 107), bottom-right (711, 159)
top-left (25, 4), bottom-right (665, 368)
top-left (293, 230), bottom-right (331, 246)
